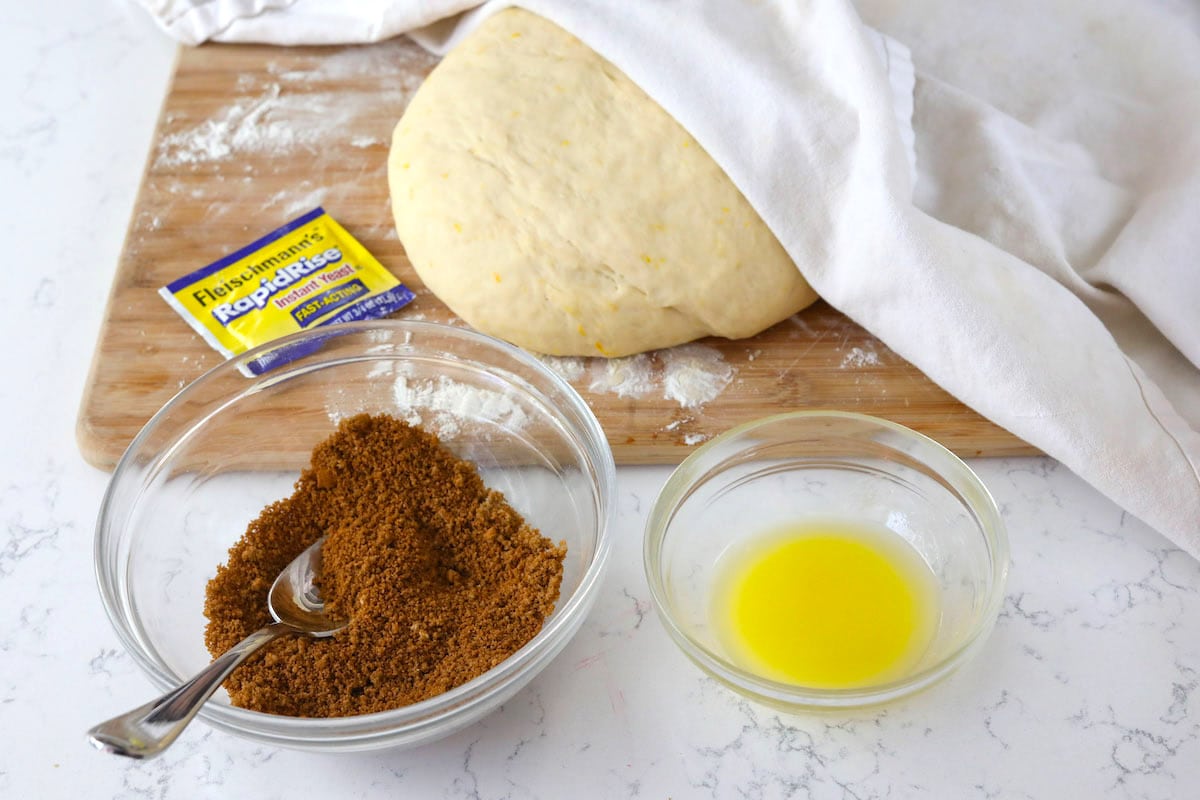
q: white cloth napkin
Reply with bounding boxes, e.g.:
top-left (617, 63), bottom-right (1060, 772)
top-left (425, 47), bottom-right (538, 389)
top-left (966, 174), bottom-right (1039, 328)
top-left (135, 0), bottom-right (1200, 556)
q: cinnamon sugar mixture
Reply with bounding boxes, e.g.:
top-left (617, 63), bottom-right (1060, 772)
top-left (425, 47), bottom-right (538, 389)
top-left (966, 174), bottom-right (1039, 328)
top-left (204, 414), bottom-right (565, 717)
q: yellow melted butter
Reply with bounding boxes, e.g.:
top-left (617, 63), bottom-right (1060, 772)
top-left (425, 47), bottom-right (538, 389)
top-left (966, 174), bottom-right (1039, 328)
top-left (711, 519), bottom-right (940, 689)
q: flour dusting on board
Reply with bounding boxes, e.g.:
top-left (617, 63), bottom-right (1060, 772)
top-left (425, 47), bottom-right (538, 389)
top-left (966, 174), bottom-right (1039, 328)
top-left (263, 186), bottom-right (329, 217)
top-left (158, 83), bottom-right (297, 165)
top-left (157, 85), bottom-right (372, 166)
top-left (537, 355), bottom-right (586, 382)
top-left (391, 375), bottom-right (529, 438)
top-left (841, 346), bottom-right (881, 368)
top-left (564, 345), bottom-right (736, 409)
top-left (326, 361), bottom-right (531, 439)
top-left (156, 40), bottom-right (436, 168)
top-left (589, 354), bottom-right (656, 399)
top-left (271, 44), bottom-right (433, 82)
top-left (661, 344), bottom-right (735, 408)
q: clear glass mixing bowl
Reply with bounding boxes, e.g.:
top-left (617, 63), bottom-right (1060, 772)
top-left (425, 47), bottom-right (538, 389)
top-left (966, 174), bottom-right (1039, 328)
top-left (644, 410), bottom-right (1008, 710)
top-left (95, 320), bottom-right (615, 751)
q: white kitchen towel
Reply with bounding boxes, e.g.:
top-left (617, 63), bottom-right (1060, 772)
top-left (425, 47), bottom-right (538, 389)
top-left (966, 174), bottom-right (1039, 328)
top-left (135, 0), bottom-right (1200, 556)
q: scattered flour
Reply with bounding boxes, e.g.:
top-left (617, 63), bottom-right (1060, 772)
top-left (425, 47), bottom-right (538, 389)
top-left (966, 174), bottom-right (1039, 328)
top-left (157, 84), bottom-right (293, 165)
top-left (366, 360), bottom-right (394, 380)
top-left (391, 375), bottom-right (529, 438)
top-left (661, 344), bottom-right (734, 409)
top-left (270, 43), bottom-right (435, 83)
top-left (588, 354), bottom-right (656, 398)
top-left (683, 433), bottom-right (710, 446)
top-left (663, 416), bottom-right (693, 432)
top-left (787, 315), bottom-right (817, 336)
top-left (580, 344), bottom-right (735, 409)
top-left (263, 186), bottom-right (329, 217)
top-left (840, 346), bottom-right (881, 369)
top-left (537, 355), bottom-right (586, 383)
top-left (155, 41), bottom-right (435, 169)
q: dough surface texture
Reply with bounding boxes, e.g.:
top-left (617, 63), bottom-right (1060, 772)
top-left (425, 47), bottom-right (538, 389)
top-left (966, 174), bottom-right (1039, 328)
top-left (389, 8), bottom-right (817, 357)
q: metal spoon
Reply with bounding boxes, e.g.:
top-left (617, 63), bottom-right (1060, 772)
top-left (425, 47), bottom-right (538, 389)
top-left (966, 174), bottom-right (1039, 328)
top-left (88, 536), bottom-right (344, 759)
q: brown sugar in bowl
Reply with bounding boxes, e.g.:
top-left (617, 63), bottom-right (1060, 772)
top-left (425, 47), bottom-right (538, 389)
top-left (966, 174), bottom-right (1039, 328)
top-left (205, 413), bottom-right (568, 718)
top-left (94, 320), bottom-right (615, 752)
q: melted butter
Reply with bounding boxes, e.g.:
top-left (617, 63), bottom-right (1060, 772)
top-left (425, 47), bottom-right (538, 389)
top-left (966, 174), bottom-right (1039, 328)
top-left (711, 519), bottom-right (940, 689)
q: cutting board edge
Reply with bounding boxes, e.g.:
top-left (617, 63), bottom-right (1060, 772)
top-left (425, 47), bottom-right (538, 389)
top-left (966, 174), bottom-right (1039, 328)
top-left (77, 44), bottom-right (186, 473)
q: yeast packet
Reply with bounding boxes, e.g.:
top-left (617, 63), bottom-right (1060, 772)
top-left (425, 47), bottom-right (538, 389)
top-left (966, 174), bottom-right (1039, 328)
top-left (160, 207), bottom-right (414, 373)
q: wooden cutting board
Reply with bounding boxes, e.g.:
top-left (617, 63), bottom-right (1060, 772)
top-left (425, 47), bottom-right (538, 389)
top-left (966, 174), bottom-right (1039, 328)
top-left (76, 39), bottom-right (1034, 471)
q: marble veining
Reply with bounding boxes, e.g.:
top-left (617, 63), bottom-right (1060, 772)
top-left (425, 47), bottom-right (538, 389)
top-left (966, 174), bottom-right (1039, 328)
top-left (2, 1), bottom-right (1199, 798)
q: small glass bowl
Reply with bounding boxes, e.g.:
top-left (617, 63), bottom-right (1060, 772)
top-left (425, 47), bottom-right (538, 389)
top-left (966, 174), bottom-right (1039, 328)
top-left (95, 320), bottom-right (615, 752)
top-left (643, 411), bottom-right (1008, 710)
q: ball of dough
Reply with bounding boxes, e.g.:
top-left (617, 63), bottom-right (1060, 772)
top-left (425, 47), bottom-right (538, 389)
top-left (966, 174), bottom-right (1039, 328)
top-left (388, 8), bottom-right (817, 357)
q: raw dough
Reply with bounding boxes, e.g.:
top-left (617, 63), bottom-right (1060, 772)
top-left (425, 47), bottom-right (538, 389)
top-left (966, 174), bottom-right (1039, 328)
top-left (388, 8), bottom-right (817, 357)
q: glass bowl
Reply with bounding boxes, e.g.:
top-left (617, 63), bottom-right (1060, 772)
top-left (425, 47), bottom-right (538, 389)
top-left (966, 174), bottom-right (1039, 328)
top-left (95, 320), bottom-right (616, 752)
top-left (643, 410), bottom-right (1008, 710)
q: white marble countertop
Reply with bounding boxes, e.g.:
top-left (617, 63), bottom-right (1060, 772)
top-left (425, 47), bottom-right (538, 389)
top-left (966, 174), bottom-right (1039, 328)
top-left (4, 2), bottom-right (1199, 798)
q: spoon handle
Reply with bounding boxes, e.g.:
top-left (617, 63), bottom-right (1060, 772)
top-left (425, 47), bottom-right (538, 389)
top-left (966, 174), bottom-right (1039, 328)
top-left (88, 621), bottom-right (295, 759)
